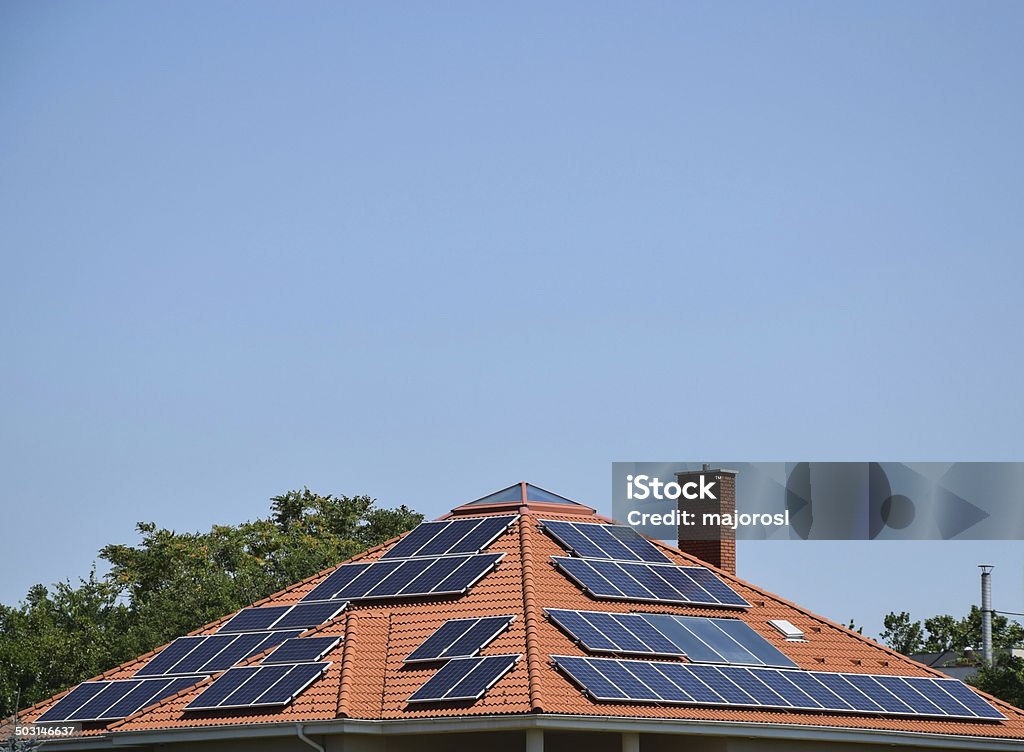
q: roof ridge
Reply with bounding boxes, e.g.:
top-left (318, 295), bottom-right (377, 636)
top-left (518, 510), bottom-right (544, 712)
top-left (336, 611), bottom-right (356, 718)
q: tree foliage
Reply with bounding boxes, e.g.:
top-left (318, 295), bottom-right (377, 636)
top-left (0, 490), bottom-right (422, 719)
top-left (880, 611), bottom-right (925, 655)
top-left (881, 607), bottom-right (1024, 708)
top-left (971, 655), bottom-right (1024, 710)
top-left (881, 607), bottom-right (1024, 656)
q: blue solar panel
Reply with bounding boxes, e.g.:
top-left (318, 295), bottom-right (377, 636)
top-left (37, 676), bottom-right (206, 723)
top-left (302, 563), bottom-right (374, 602)
top-left (382, 516), bottom-right (516, 559)
top-left (540, 520), bottom-right (670, 563)
top-left (552, 557), bottom-right (749, 608)
top-left (301, 554), bottom-right (503, 602)
top-left (407, 655), bottom-right (520, 703)
top-left (254, 662), bottom-right (330, 706)
top-left (183, 667), bottom-right (258, 708)
top-left (264, 637), bottom-right (340, 665)
top-left (185, 662), bottom-right (330, 711)
top-left (551, 656), bottom-right (1005, 720)
top-left (102, 676), bottom-right (200, 719)
top-left (134, 636), bottom-right (205, 676)
top-left (219, 602), bottom-right (346, 633)
top-left (219, 664), bottom-right (292, 706)
top-left (36, 683), bottom-right (108, 722)
top-left (406, 616), bottom-right (515, 662)
top-left (218, 606), bottom-right (289, 633)
top-left (135, 631), bottom-right (302, 677)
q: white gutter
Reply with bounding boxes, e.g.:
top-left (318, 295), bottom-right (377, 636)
top-left (38, 715), bottom-right (1024, 751)
top-left (296, 724), bottom-right (324, 752)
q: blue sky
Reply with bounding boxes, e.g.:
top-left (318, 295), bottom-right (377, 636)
top-left (1, 1), bottom-right (1022, 640)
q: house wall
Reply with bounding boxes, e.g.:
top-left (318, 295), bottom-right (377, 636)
top-left (102, 728), bottom-right (1005, 752)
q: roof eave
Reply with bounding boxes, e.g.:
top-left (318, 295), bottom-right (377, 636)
top-left (45, 716), bottom-right (1024, 751)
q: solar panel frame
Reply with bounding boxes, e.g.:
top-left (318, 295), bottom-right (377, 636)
top-left (60, 681), bottom-right (142, 723)
top-left (249, 662), bottom-right (331, 707)
top-left (301, 563), bottom-right (373, 603)
top-left (551, 557), bottom-right (750, 608)
top-left (218, 606), bottom-right (289, 633)
top-left (220, 664), bottom-right (293, 707)
top-left (218, 602), bottom-right (347, 633)
top-left (540, 520), bottom-right (670, 563)
top-left (184, 667), bottom-right (259, 710)
top-left (407, 654), bottom-right (521, 703)
top-left (300, 553), bottom-right (504, 602)
top-left (185, 662), bottom-right (331, 711)
top-left (134, 630), bottom-right (303, 678)
top-left (405, 615), bottom-right (516, 663)
top-left (37, 676), bottom-right (208, 723)
top-left (382, 515), bottom-right (517, 560)
top-left (134, 636), bottom-right (206, 677)
top-left (551, 657), bottom-right (1006, 721)
top-left (102, 676), bottom-right (200, 720)
top-left (36, 683), bottom-right (109, 723)
top-left (263, 637), bottom-right (340, 665)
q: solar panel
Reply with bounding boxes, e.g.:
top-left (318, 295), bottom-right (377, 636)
top-left (382, 516), bottom-right (516, 559)
top-left (218, 601), bottom-right (347, 633)
top-left (406, 616), bottom-right (515, 663)
top-left (540, 520), bottom-right (670, 563)
top-left (545, 610), bottom-right (795, 668)
top-left (552, 557), bottom-right (749, 608)
top-left (218, 606), bottom-right (288, 633)
top-left (134, 631), bottom-right (302, 677)
top-left (301, 553), bottom-right (504, 602)
top-left (185, 662), bottom-right (330, 711)
top-left (551, 657), bottom-right (1006, 720)
top-left (264, 637), bottom-right (340, 665)
top-left (407, 654), bottom-right (520, 703)
top-left (37, 676), bottom-right (205, 723)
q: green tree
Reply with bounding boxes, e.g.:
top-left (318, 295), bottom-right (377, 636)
top-left (879, 608), bottom-right (1024, 707)
top-left (921, 607), bottom-right (1024, 653)
top-left (970, 654), bottom-right (1024, 709)
top-left (880, 611), bottom-right (924, 655)
top-left (1, 490), bottom-right (421, 719)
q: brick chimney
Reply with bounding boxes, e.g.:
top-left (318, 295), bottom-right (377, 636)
top-left (676, 466), bottom-right (736, 574)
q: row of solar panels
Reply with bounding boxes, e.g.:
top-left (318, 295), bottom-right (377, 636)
top-left (185, 661), bottom-right (331, 711)
top-left (219, 601), bottom-right (346, 633)
top-left (409, 654), bottom-right (521, 703)
top-left (302, 553), bottom-right (504, 602)
top-left (554, 557), bottom-right (749, 608)
top-left (546, 609), bottom-right (795, 668)
top-left (298, 516), bottom-right (749, 612)
top-left (41, 635), bottom-right (342, 722)
top-left (541, 519), bottom-right (669, 563)
top-left (135, 630), bottom-right (301, 677)
top-left (553, 656), bottom-right (1005, 720)
top-left (383, 515), bottom-right (517, 559)
top-left (37, 677), bottom-right (206, 723)
top-left (406, 615), bottom-right (514, 663)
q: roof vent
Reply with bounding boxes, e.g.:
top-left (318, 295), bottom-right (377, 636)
top-left (768, 619), bottom-right (806, 641)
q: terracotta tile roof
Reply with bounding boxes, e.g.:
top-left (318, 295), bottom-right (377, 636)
top-left (17, 497), bottom-right (1024, 743)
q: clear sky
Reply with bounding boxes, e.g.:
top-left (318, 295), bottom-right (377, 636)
top-left (2, 2), bottom-right (1022, 641)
